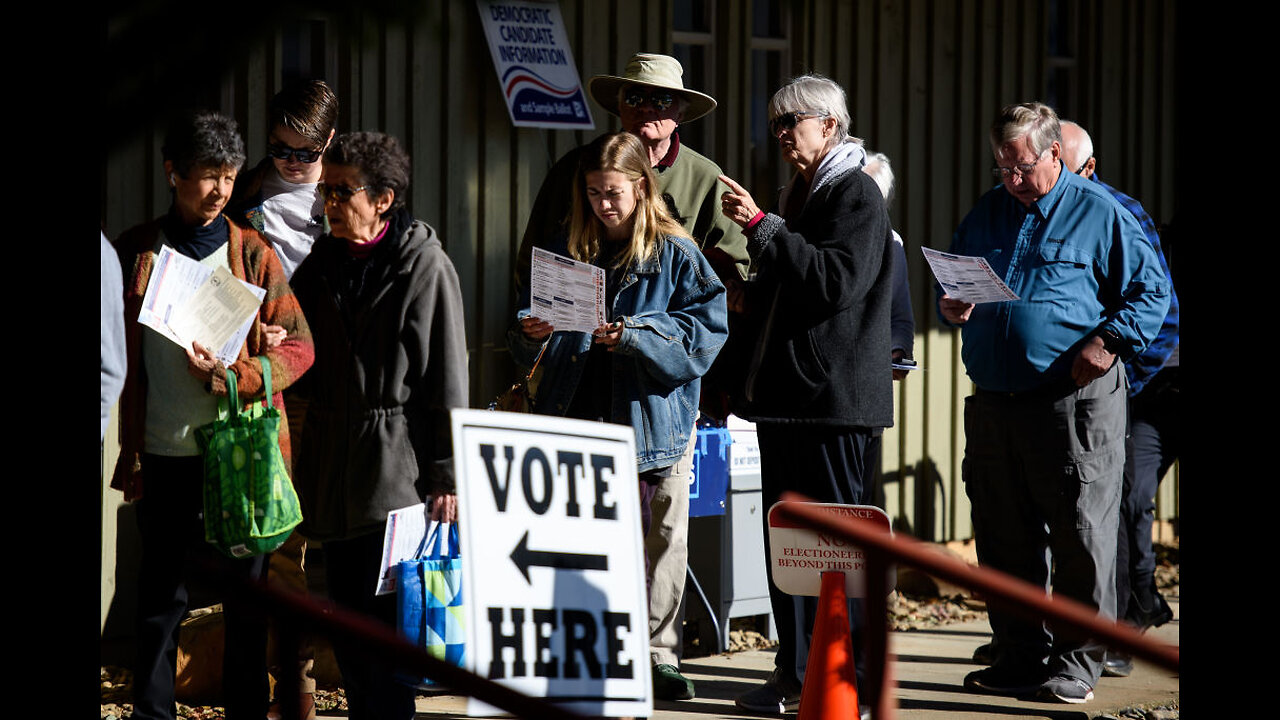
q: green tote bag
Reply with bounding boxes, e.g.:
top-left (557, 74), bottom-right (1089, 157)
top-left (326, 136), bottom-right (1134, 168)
top-left (196, 356), bottom-right (302, 558)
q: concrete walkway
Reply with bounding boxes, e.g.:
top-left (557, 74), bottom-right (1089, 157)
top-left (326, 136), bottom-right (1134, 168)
top-left (318, 595), bottom-right (1177, 719)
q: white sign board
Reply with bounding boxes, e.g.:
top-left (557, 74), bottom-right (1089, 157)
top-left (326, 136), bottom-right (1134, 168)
top-left (476, 0), bottom-right (595, 129)
top-left (452, 409), bottom-right (651, 717)
top-left (767, 502), bottom-right (893, 598)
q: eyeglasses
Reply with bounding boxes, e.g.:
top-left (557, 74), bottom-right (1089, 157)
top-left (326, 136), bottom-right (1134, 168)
top-left (768, 110), bottom-right (829, 136)
top-left (992, 150), bottom-right (1050, 179)
top-left (1074, 155), bottom-right (1093, 175)
top-left (267, 143), bottom-right (324, 164)
top-left (319, 183), bottom-right (371, 204)
top-left (623, 89), bottom-right (677, 112)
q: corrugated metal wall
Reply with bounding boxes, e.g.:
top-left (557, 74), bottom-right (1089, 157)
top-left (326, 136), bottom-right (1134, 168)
top-left (102, 0), bottom-right (1179, 550)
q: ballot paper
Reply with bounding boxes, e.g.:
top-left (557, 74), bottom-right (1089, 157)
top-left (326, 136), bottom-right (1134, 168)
top-left (376, 503), bottom-right (430, 595)
top-left (530, 246), bottom-right (607, 333)
top-left (138, 245), bottom-right (266, 365)
top-left (921, 247), bottom-right (1020, 303)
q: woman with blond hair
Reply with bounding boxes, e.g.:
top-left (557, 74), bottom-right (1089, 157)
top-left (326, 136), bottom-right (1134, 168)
top-left (510, 130), bottom-right (728, 585)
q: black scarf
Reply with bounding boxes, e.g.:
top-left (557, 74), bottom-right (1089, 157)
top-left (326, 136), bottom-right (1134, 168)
top-left (163, 208), bottom-right (229, 261)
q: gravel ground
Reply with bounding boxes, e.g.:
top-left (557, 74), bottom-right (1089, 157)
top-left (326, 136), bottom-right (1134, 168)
top-left (101, 541), bottom-right (1179, 719)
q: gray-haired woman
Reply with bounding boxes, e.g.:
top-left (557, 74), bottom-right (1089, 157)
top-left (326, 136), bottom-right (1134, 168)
top-left (718, 74), bottom-right (895, 715)
top-left (113, 110), bottom-right (315, 720)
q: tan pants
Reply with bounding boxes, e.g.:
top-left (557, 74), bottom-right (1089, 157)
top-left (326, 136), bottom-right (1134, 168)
top-left (645, 429), bottom-right (697, 667)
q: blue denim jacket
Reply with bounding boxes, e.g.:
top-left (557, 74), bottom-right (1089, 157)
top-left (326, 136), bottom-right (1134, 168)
top-left (509, 234), bottom-right (728, 472)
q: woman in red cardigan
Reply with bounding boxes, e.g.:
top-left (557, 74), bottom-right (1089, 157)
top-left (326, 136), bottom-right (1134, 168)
top-left (112, 110), bottom-right (314, 720)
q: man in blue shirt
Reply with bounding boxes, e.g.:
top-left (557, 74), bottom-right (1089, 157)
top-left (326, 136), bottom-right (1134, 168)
top-left (1061, 121), bottom-right (1179, 678)
top-left (937, 102), bottom-right (1169, 705)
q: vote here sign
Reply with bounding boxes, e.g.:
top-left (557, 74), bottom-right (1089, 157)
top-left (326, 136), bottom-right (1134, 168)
top-left (767, 502), bottom-right (893, 598)
top-left (451, 409), bottom-right (651, 717)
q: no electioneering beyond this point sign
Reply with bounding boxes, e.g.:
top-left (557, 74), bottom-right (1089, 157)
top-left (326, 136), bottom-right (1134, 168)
top-left (451, 409), bottom-right (652, 718)
top-left (767, 502), bottom-right (894, 598)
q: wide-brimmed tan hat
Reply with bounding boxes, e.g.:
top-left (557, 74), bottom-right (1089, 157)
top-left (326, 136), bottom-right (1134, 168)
top-left (588, 53), bottom-right (717, 123)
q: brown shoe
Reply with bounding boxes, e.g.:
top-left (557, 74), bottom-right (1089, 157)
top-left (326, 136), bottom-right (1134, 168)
top-left (266, 692), bottom-right (316, 720)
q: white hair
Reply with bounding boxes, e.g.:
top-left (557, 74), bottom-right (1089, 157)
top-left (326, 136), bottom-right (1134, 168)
top-left (989, 101), bottom-right (1061, 157)
top-left (861, 151), bottom-right (895, 203)
top-left (1060, 120), bottom-right (1094, 173)
top-left (769, 74), bottom-right (853, 142)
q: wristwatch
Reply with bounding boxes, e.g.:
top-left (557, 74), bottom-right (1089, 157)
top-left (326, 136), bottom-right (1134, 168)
top-left (1097, 328), bottom-right (1125, 355)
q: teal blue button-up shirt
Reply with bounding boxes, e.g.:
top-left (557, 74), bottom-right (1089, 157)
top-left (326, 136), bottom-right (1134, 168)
top-left (938, 163), bottom-right (1170, 393)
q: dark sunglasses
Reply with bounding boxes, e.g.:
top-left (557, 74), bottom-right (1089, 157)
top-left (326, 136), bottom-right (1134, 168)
top-left (319, 183), bottom-right (371, 203)
top-left (768, 110), bottom-right (829, 136)
top-left (267, 143), bottom-right (324, 164)
top-left (623, 89), bottom-right (677, 112)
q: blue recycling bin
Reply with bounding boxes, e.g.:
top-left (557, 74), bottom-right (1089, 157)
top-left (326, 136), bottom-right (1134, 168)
top-left (688, 426), bottom-right (731, 517)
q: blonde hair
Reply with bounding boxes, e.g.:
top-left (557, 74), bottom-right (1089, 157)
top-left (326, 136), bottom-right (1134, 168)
top-left (567, 132), bottom-right (685, 269)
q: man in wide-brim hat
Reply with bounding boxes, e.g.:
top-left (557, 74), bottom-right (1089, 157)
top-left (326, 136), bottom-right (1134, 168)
top-left (513, 52), bottom-right (749, 703)
top-left (586, 52), bottom-right (718, 165)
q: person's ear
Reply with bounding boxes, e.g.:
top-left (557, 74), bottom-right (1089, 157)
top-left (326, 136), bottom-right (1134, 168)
top-left (164, 160), bottom-right (177, 187)
top-left (374, 188), bottom-right (394, 215)
top-left (1083, 156), bottom-right (1097, 178)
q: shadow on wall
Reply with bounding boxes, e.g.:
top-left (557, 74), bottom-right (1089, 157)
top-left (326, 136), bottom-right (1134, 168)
top-left (874, 456), bottom-right (946, 543)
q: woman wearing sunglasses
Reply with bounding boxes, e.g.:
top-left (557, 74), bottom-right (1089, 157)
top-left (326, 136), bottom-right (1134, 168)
top-left (718, 74), bottom-right (896, 717)
top-left (287, 131), bottom-right (469, 720)
top-left (509, 131), bottom-right (728, 606)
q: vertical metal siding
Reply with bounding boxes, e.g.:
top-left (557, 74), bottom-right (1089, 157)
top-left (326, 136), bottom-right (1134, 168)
top-left (102, 0), bottom-right (1178, 544)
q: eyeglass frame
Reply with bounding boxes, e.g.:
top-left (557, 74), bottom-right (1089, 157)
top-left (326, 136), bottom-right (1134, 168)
top-left (266, 143), bottom-right (325, 164)
top-left (768, 110), bottom-right (830, 137)
top-left (1074, 155), bottom-right (1093, 175)
top-left (992, 148), bottom-right (1052, 180)
top-left (320, 183), bottom-right (372, 204)
top-left (622, 88), bottom-right (678, 112)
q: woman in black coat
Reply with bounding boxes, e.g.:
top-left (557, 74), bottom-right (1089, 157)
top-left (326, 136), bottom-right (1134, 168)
top-left (718, 74), bottom-right (896, 715)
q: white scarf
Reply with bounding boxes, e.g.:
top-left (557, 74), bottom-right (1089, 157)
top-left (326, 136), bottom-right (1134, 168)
top-left (778, 138), bottom-right (867, 215)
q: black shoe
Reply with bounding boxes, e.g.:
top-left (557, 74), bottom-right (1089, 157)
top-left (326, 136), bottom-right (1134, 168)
top-left (971, 642), bottom-right (995, 665)
top-left (1102, 650), bottom-right (1133, 677)
top-left (963, 665), bottom-right (1046, 697)
top-left (736, 667), bottom-right (802, 713)
top-left (653, 663), bottom-right (695, 700)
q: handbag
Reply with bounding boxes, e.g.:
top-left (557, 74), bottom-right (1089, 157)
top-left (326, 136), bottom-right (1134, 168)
top-left (488, 340), bottom-right (547, 412)
top-left (195, 356), bottom-right (302, 559)
top-left (397, 520), bottom-right (466, 687)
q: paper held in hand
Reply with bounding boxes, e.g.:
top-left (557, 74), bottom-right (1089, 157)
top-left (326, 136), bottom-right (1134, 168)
top-left (530, 246), bottom-right (607, 334)
top-left (921, 246), bottom-right (1020, 304)
top-left (138, 245), bottom-right (266, 365)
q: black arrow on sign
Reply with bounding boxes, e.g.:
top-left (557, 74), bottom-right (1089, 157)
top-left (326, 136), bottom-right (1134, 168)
top-left (510, 530), bottom-right (609, 584)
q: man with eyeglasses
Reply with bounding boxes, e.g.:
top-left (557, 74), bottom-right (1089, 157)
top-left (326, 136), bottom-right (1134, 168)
top-left (514, 52), bottom-right (749, 703)
top-left (1061, 120), bottom-right (1180, 679)
top-left (936, 102), bottom-right (1169, 705)
top-left (229, 78), bottom-right (339, 720)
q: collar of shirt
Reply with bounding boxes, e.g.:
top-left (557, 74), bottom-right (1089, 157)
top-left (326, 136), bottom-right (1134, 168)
top-left (655, 131), bottom-right (681, 170)
top-left (1026, 159), bottom-right (1073, 220)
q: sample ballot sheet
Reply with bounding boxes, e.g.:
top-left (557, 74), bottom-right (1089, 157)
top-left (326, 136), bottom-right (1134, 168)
top-left (921, 247), bottom-right (1019, 304)
top-left (530, 246), bottom-right (607, 334)
top-left (138, 245), bottom-right (266, 365)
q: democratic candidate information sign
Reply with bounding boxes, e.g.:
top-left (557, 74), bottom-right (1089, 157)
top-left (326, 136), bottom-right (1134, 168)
top-left (476, 0), bottom-right (595, 129)
top-left (451, 409), bottom-right (651, 717)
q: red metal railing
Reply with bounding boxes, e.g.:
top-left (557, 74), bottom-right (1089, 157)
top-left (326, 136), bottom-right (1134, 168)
top-left (213, 558), bottom-right (592, 720)
top-left (775, 491), bottom-right (1179, 720)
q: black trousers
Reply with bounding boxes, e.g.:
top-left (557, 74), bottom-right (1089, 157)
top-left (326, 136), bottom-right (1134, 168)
top-left (1116, 367), bottom-right (1181, 622)
top-left (132, 454), bottom-right (270, 720)
top-left (757, 422), bottom-right (876, 693)
top-left (322, 528), bottom-right (418, 720)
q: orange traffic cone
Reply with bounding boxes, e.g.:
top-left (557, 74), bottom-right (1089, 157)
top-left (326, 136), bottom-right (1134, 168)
top-left (797, 571), bottom-right (860, 719)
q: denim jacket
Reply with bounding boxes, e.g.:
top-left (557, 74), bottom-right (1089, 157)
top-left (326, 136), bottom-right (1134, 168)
top-left (509, 234), bottom-right (728, 472)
